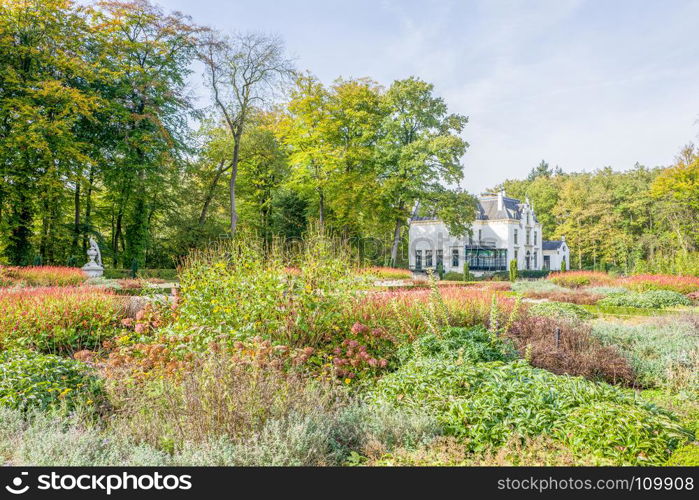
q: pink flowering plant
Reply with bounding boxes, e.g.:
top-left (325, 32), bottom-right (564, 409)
top-left (618, 274), bottom-right (699, 295)
top-left (0, 286), bottom-right (124, 353)
top-left (0, 265), bottom-right (86, 287)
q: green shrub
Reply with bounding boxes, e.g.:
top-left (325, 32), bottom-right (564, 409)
top-left (0, 350), bottom-right (104, 412)
top-left (462, 262), bottom-right (471, 281)
top-left (598, 290), bottom-right (691, 309)
top-left (103, 269), bottom-right (178, 281)
top-left (400, 327), bottom-right (517, 364)
top-left (548, 271), bottom-right (613, 288)
top-left (512, 281), bottom-right (566, 293)
top-left (556, 402), bottom-right (687, 464)
top-left (591, 318), bottom-right (699, 392)
top-left (175, 229), bottom-right (361, 347)
top-left (528, 301), bottom-right (594, 321)
top-left (369, 357), bottom-right (690, 464)
top-left (666, 444), bottom-right (699, 466)
top-left (585, 286), bottom-right (629, 296)
top-left (443, 271), bottom-right (465, 281)
top-left (518, 270), bottom-right (550, 279)
top-left (509, 260), bottom-right (517, 282)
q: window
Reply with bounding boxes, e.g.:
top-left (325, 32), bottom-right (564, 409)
top-left (525, 251), bottom-right (531, 270)
top-left (533, 231), bottom-right (537, 245)
top-left (415, 250), bottom-right (422, 270)
top-left (533, 251), bottom-right (538, 269)
top-left (464, 248), bottom-right (508, 271)
top-left (514, 249), bottom-right (518, 262)
top-left (478, 229), bottom-right (482, 243)
top-left (436, 249), bottom-right (443, 267)
top-left (526, 229), bottom-right (531, 245)
top-left (425, 250), bottom-right (433, 268)
top-left (452, 248), bottom-right (459, 267)
top-left (543, 255), bottom-right (550, 270)
top-left (514, 229), bottom-right (518, 245)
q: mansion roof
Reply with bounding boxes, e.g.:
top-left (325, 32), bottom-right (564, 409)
top-left (542, 240), bottom-right (564, 251)
top-left (411, 193), bottom-right (538, 223)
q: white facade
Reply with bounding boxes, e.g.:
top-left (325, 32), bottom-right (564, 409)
top-left (542, 237), bottom-right (570, 272)
top-left (408, 191), bottom-right (567, 275)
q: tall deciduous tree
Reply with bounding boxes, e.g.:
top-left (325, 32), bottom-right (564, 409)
top-left (378, 77), bottom-right (472, 266)
top-left (91, 0), bottom-right (201, 267)
top-left (0, 0), bottom-right (99, 264)
top-left (201, 32), bottom-right (293, 236)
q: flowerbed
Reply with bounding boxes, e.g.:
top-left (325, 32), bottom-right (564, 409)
top-left (548, 271), bottom-right (615, 288)
top-left (0, 349), bottom-right (104, 412)
top-left (619, 274), bottom-right (699, 295)
top-left (361, 267), bottom-right (412, 280)
top-left (0, 266), bottom-right (86, 287)
top-left (598, 290), bottom-right (691, 309)
top-left (0, 287), bottom-right (124, 353)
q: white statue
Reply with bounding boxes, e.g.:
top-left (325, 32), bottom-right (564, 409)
top-left (83, 237), bottom-right (104, 278)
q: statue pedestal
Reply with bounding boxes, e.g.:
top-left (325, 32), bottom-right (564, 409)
top-left (82, 262), bottom-right (104, 278)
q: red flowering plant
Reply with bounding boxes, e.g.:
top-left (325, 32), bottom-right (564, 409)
top-left (618, 274), bottom-right (699, 295)
top-left (0, 286), bottom-right (124, 353)
top-left (0, 265), bottom-right (86, 287)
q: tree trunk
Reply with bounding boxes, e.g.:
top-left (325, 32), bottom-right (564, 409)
top-left (83, 166), bottom-right (94, 253)
top-left (71, 176), bottom-right (81, 257)
top-left (198, 160), bottom-right (227, 226)
top-left (390, 218), bottom-right (402, 267)
top-left (318, 187), bottom-right (325, 227)
top-left (229, 133), bottom-right (241, 235)
top-left (113, 210), bottom-right (123, 268)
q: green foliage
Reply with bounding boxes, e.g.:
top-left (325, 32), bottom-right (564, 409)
top-left (518, 270), bottom-right (550, 279)
top-left (591, 318), bottom-right (699, 392)
top-left (462, 262), bottom-right (471, 281)
top-left (400, 327), bottom-right (517, 364)
top-left (442, 271), bottom-right (465, 281)
top-left (0, 350), bottom-right (104, 412)
top-left (370, 355), bottom-right (689, 464)
top-left (102, 268), bottom-right (178, 281)
top-left (598, 290), bottom-right (691, 309)
top-left (509, 260), bottom-right (517, 282)
top-left (556, 402), bottom-right (688, 465)
top-left (176, 229), bottom-right (360, 347)
top-left (512, 280), bottom-right (566, 293)
top-left (666, 444), bottom-right (699, 466)
top-left (528, 301), bottom-right (594, 321)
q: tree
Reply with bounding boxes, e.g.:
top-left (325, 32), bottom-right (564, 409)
top-left (201, 31), bottom-right (293, 236)
top-left (378, 77), bottom-right (472, 266)
top-left (509, 259), bottom-right (518, 281)
top-left (276, 74), bottom-right (336, 227)
top-left (96, 1), bottom-right (201, 268)
top-left (527, 160), bottom-right (553, 181)
top-left (0, 0), bottom-right (99, 264)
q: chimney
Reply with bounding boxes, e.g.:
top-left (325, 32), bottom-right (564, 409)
top-left (497, 190), bottom-right (504, 211)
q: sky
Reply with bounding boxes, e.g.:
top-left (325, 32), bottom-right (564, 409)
top-left (159, 0), bottom-right (699, 194)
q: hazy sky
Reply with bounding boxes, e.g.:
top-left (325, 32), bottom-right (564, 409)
top-left (159, 0), bottom-right (699, 194)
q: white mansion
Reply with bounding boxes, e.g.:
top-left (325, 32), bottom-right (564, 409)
top-left (408, 191), bottom-right (570, 275)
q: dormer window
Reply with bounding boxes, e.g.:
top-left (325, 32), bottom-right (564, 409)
top-left (526, 229), bottom-right (531, 245)
top-left (514, 229), bottom-right (518, 245)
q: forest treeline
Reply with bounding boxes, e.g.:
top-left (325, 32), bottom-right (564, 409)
top-left (496, 149), bottom-right (699, 274)
top-left (1, 0), bottom-right (697, 272)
